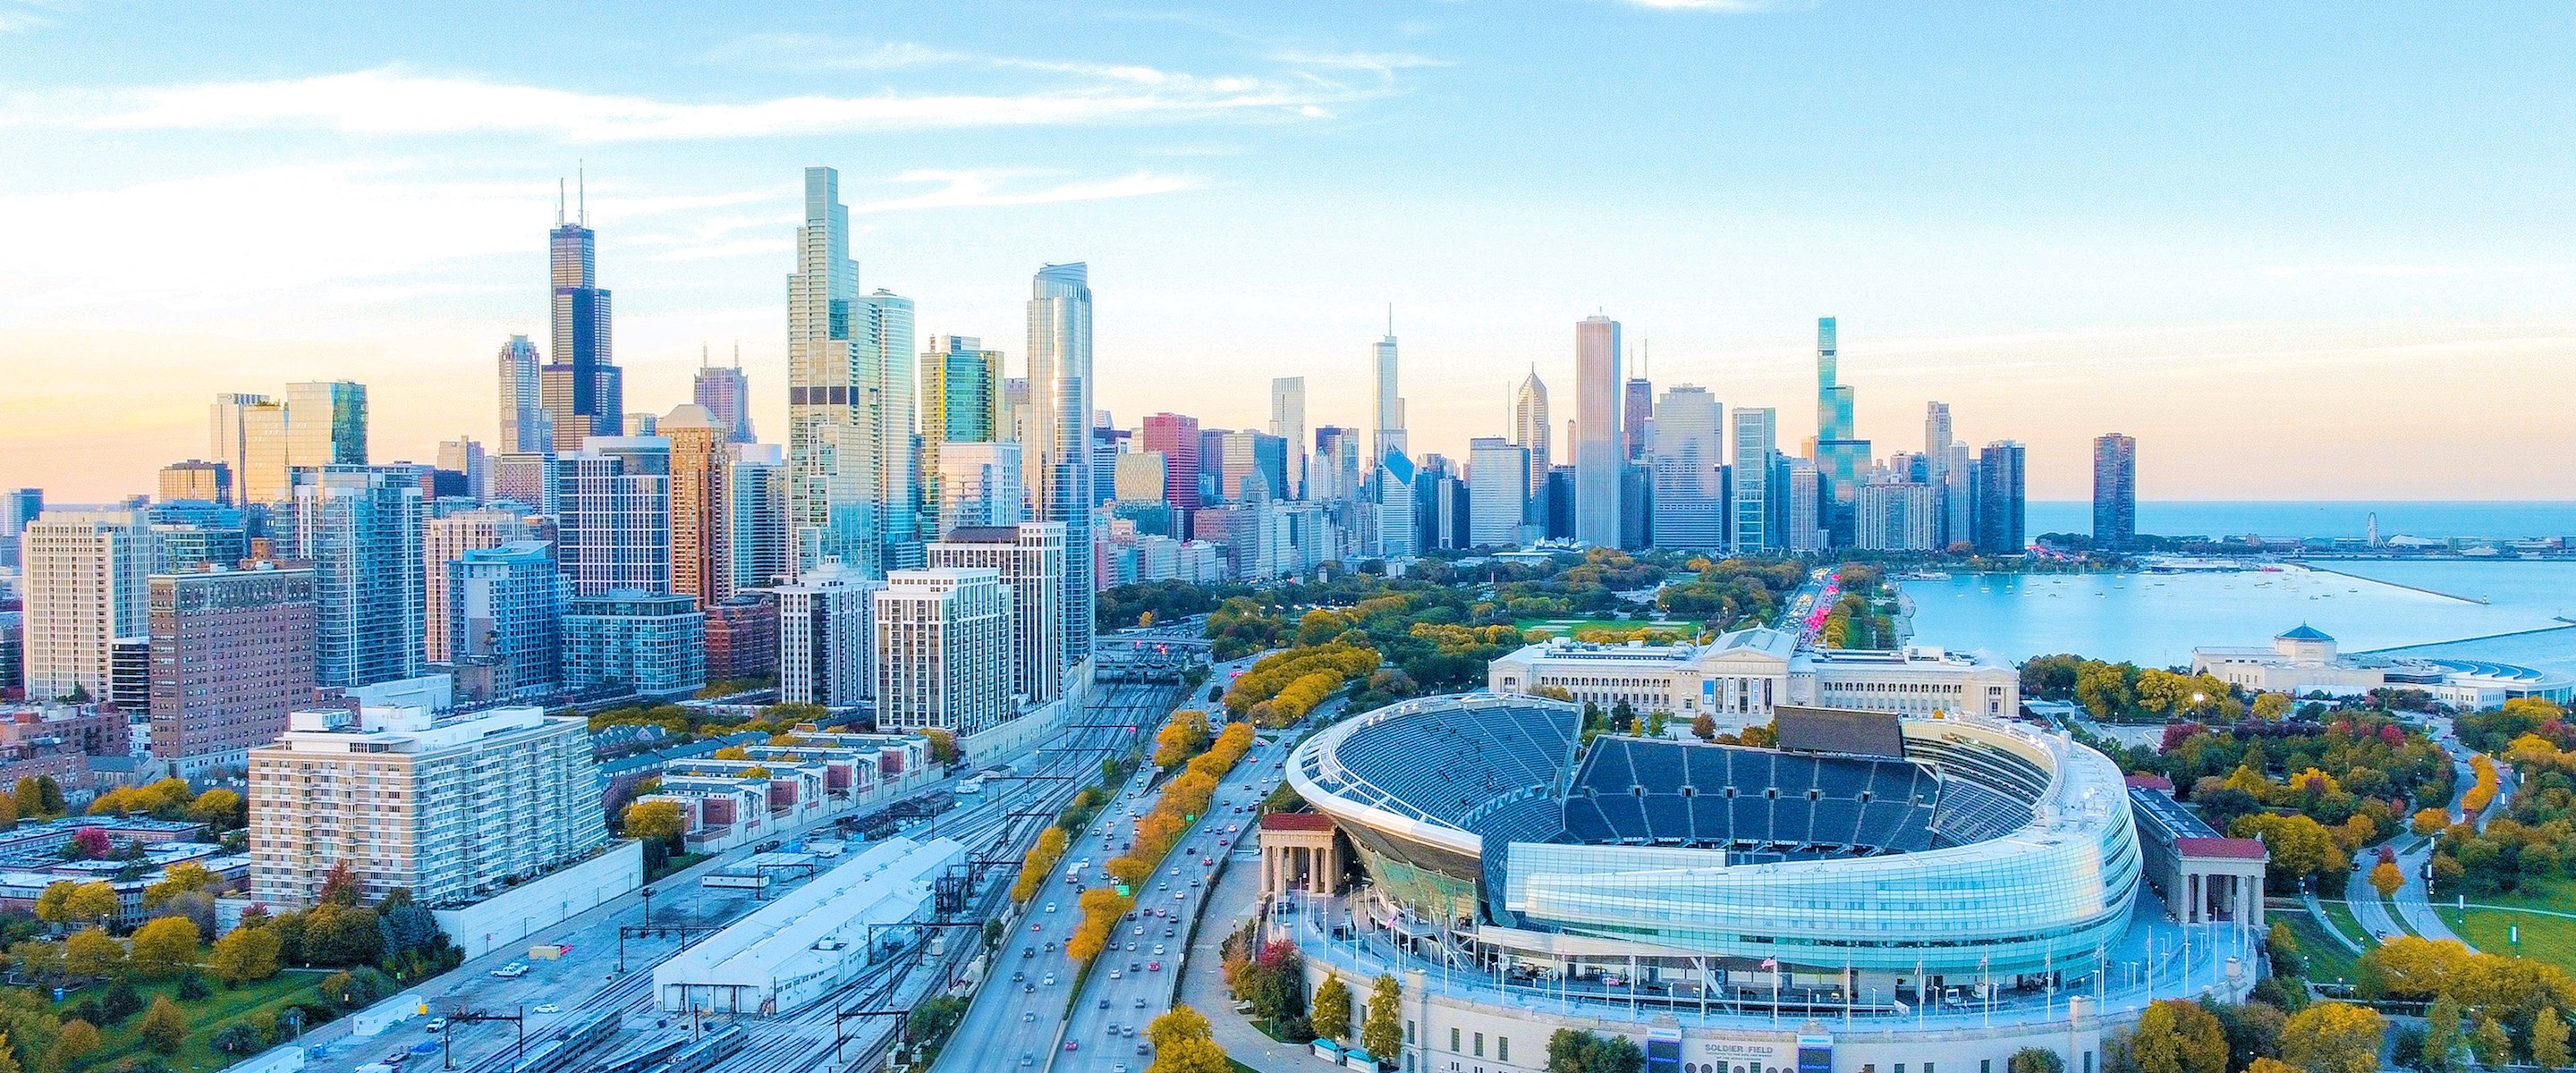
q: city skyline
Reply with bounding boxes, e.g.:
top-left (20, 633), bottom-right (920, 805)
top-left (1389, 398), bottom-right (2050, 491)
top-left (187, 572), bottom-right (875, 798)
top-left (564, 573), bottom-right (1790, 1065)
top-left (10, 4), bottom-right (2576, 502)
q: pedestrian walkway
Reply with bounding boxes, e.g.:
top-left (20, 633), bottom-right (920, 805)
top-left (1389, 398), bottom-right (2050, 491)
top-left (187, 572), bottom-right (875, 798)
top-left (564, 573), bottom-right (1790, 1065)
top-left (1179, 832), bottom-right (1344, 1073)
top-left (2300, 892), bottom-right (2364, 955)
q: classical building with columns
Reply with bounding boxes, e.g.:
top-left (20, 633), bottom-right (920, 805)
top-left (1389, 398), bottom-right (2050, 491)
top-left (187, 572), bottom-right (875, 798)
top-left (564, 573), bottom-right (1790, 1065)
top-left (1487, 627), bottom-right (2021, 734)
top-left (2127, 774), bottom-right (2269, 928)
top-left (1257, 811), bottom-right (1343, 900)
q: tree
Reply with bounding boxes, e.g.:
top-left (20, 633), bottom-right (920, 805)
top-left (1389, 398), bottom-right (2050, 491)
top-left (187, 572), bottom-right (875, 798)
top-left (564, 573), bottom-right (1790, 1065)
top-left (2412, 808), bottom-right (2449, 838)
top-left (138, 996), bottom-right (188, 1053)
top-left (1148, 1036), bottom-right (1232, 1073)
top-left (1546, 1028), bottom-right (1644, 1073)
top-left (188, 787), bottom-right (245, 831)
top-left (622, 799), bottom-right (687, 846)
top-left (208, 925), bottom-right (284, 985)
top-left (1309, 975), bottom-right (1352, 1044)
top-left (66, 827), bottom-right (110, 859)
top-left (129, 917), bottom-right (199, 977)
top-left (141, 862), bottom-right (221, 908)
top-left (2252, 693), bottom-right (2292, 721)
top-left (211, 1020), bottom-right (265, 1054)
top-left (2369, 862), bottom-right (2404, 897)
top-left (2536, 1006), bottom-right (2573, 1069)
top-left (0, 1034), bottom-right (21, 1073)
top-left (47, 1019), bottom-right (98, 1069)
top-left (301, 903), bottom-right (386, 966)
top-left (2006, 1049), bottom-right (2065, 1073)
top-left (2128, 999), bottom-right (2227, 1073)
top-left (921, 728), bottom-right (959, 766)
top-left (1362, 974), bottom-right (1402, 1060)
top-left (1690, 713), bottom-right (1716, 740)
top-left (1148, 1004), bottom-right (1214, 1053)
top-left (2280, 1001), bottom-right (2386, 1073)
top-left (317, 859), bottom-right (360, 906)
top-left (62, 927), bottom-right (123, 978)
top-left (2230, 813), bottom-right (2350, 888)
top-left (2471, 1015), bottom-right (2512, 1069)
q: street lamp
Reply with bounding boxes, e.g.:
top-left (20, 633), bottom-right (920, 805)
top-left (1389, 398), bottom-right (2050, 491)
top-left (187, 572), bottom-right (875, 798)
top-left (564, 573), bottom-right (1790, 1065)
top-left (640, 886), bottom-right (656, 928)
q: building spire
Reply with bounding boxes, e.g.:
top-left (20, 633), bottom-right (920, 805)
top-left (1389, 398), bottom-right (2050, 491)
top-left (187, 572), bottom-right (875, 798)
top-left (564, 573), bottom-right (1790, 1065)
top-left (1386, 303), bottom-right (1394, 337)
top-left (556, 178), bottom-right (566, 226)
top-left (577, 162), bottom-right (587, 226)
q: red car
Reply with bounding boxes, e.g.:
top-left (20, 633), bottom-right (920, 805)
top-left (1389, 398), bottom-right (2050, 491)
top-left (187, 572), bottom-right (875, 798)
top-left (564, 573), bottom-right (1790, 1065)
top-left (1063, 1041), bottom-right (1080, 1052)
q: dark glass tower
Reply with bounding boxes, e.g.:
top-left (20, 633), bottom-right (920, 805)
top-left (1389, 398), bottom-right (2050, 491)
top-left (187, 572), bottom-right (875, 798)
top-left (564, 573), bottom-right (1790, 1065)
top-left (541, 182), bottom-right (619, 452)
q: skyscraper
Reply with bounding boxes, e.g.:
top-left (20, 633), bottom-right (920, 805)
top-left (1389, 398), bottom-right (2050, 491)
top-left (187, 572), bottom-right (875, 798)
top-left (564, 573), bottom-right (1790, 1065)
top-left (3, 488), bottom-right (42, 537)
top-left (421, 509), bottom-right (537, 663)
top-left (1573, 315), bottom-right (1623, 548)
top-left (285, 381), bottom-right (368, 470)
top-left (19, 511), bottom-right (149, 701)
top-left (1269, 377), bottom-right (1306, 500)
top-left (1975, 441), bottom-right (2027, 555)
top-left (1811, 317), bottom-right (1869, 546)
top-left (1785, 459), bottom-right (1825, 552)
top-left (775, 558), bottom-right (880, 706)
top-left (786, 167), bottom-right (912, 579)
top-left (436, 438), bottom-right (487, 502)
top-left (1731, 408), bottom-right (1778, 553)
top-left (1370, 315), bottom-right (1405, 469)
top-left (556, 436), bottom-right (672, 597)
top-left (448, 541), bottom-right (566, 704)
top-left (1649, 384), bottom-right (1725, 550)
top-left (665, 405), bottom-right (732, 608)
top-left (920, 335), bottom-right (1005, 536)
top-left (158, 460), bottom-right (233, 505)
top-left (1140, 413), bottom-right (1202, 518)
top-left (541, 188), bottom-right (620, 452)
top-left (1311, 427), bottom-right (1360, 505)
top-left (1513, 367), bottom-right (1552, 484)
top-left (1923, 401), bottom-right (1953, 483)
top-left (726, 444), bottom-right (790, 592)
top-left (874, 569), bottom-right (1013, 737)
top-left (2093, 433), bottom-right (2138, 551)
top-left (1856, 483), bottom-right (1939, 552)
top-left (1027, 263), bottom-right (1094, 667)
top-left (932, 443), bottom-right (1024, 533)
top-left (1466, 437), bottom-right (1530, 548)
top-left (1623, 373), bottom-right (1656, 461)
top-left (148, 563), bottom-right (317, 776)
top-left (497, 335), bottom-right (550, 453)
top-left (693, 351), bottom-right (756, 444)
top-left (929, 522), bottom-right (1066, 705)
top-left (292, 467), bottom-right (426, 688)
top-left (211, 394), bottom-right (292, 504)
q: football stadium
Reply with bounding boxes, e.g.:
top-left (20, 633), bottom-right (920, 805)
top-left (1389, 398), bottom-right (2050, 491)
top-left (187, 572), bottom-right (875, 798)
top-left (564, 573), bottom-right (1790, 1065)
top-left (1266, 694), bottom-right (2265, 1073)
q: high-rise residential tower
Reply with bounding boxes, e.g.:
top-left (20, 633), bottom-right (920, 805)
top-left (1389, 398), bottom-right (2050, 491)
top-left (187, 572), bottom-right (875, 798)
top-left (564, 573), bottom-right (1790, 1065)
top-left (1027, 263), bottom-right (1094, 666)
top-left (785, 167), bottom-right (917, 578)
top-left (1370, 315), bottom-right (1405, 469)
top-left (1649, 385), bottom-right (1725, 550)
top-left (556, 436), bottom-right (672, 597)
top-left (920, 334), bottom-right (1005, 537)
top-left (285, 381), bottom-right (369, 471)
top-left (292, 467), bottom-right (426, 688)
top-left (149, 563), bottom-right (317, 776)
top-left (1975, 441), bottom-right (2027, 555)
top-left (1269, 377), bottom-right (1306, 500)
top-left (693, 350), bottom-right (756, 444)
top-left (928, 523), bottom-right (1065, 705)
top-left (1573, 315), bottom-right (1623, 548)
top-left (2093, 433), bottom-right (2137, 551)
top-left (1810, 317), bottom-right (1868, 546)
top-left (421, 509), bottom-right (537, 663)
top-left (665, 404), bottom-right (732, 608)
top-left (541, 187), bottom-right (621, 452)
top-left (726, 444), bottom-right (790, 592)
top-left (1731, 408), bottom-right (1779, 553)
top-left (211, 394), bottom-right (291, 504)
top-left (436, 438), bottom-right (487, 502)
top-left (498, 335), bottom-right (550, 453)
top-left (447, 541), bottom-right (565, 704)
top-left (874, 569), bottom-right (1013, 737)
top-left (20, 511), bottom-right (149, 701)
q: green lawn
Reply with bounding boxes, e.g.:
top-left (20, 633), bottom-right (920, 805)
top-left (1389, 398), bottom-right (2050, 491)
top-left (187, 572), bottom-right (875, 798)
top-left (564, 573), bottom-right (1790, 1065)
top-left (2436, 877), bottom-right (2576, 978)
top-left (2282, 908), bottom-right (2362, 985)
top-left (1513, 617), bottom-right (1690, 639)
top-left (54, 969), bottom-right (330, 1071)
top-left (2316, 898), bottom-right (2372, 950)
top-left (2380, 892), bottom-right (2420, 937)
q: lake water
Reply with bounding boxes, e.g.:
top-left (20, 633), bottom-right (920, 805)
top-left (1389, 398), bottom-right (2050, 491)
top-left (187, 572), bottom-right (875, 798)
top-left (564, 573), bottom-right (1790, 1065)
top-left (2025, 501), bottom-right (2576, 540)
top-left (1899, 562), bottom-right (2576, 673)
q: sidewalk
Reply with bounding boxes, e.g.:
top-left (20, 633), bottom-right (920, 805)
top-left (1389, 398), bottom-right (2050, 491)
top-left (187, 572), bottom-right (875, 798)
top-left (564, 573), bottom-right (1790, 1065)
top-left (1179, 831), bottom-right (1344, 1073)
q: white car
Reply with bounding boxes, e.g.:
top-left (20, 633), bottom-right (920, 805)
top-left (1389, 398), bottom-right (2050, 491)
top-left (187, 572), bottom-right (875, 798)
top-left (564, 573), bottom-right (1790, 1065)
top-left (532, 1003), bottom-right (561, 1015)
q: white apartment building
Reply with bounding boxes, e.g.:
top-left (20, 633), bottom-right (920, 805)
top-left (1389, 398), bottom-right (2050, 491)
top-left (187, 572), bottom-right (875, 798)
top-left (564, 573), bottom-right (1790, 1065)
top-left (775, 557), bottom-right (881, 706)
top-left (247, 704), bottom-right (608, 908)
top-left (421, 509), bottom-right (537, 663)
top-left (927, 523), bottom-right (1064, 704)
top-left (873, 569), bottom-right (1013, 737)
top-left (1856, 481), bottom-right (1939, 551)
top-left (1487, 627), bottom-right (2021, 731)
top-left (18, 511), bottom-right (150, 701)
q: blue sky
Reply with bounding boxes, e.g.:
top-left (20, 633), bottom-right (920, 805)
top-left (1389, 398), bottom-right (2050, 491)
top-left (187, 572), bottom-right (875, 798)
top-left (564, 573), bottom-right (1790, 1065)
top-left (4, 1), bottom-right (2573, 501)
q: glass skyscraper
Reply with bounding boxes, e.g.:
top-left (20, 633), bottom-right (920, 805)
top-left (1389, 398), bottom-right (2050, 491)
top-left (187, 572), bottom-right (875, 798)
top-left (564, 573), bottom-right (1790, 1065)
top-left (292, 466), bottom-right (426, 688)
top-left (919, 335), bottom-right (1004, 542)
top-left (1028, 262), bottom-right (1095, 670)
top-left (1573, 315), bottom-right (1623, 548)
top-left (541, 197), bottom-right (621, 452)
top-left (1811, 317), bottom-right (1869, 546)
top-left (498, 335), bottom-right (549, 453)
top-left (2092, 433), bottom-right (2137, 550)
top-left (785, 167), bottom-right (915, 579)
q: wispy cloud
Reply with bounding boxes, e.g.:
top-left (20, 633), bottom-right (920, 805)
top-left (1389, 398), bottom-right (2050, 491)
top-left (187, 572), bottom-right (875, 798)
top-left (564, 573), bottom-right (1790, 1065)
top-left (2261, 263), bottom-right (2498, 279)
top-left (0, 0), bottom-right (67, 33)
top-left (852, 169), bottom-right (1198, 213)
top-left (1269, 50), bottom-right (1452, 73)
top-left (5, 63), bottom-right (1383, 142)
top-left (703, 35), bottom-right (975, 71)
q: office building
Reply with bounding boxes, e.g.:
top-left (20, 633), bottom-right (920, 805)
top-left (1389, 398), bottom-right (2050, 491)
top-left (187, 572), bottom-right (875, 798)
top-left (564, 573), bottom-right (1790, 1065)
top-left (1856, 482), bottom-right (1939, 551)
top-left (1373, 452), bottom-right (1417, 561)
top-left (292, 467), bottom-right (426, 688)
top-left (1923, 401), bottom-right (1953, 483)
top-left (1466, 438), bottom-right (1530, 548)
top-left (487, 453), bottom-right (559, 515)
top-left (496, 334), bottom-right (551, 454)
top-left (665, 405), bottom-right (732, 608)
top-left (146, 564), bottom-right (315, 776)
top-left (540, 191), bottom-right (621, 452)
top-left (693, 354), bottom-right (756, 444)
top-left (932, 442), bottom-right (1023, 533)
top-left (775, 559), bottom-right (879, 707)
top-left (1113, 452), bottom-right (1166, 504)
top-left (727, 444), bottom-right (789, 592)
top-left (421, 509), bottom-right (538, 663)
top-left (929, 523), bottom-right (1065, 705)
top-left (1784, 458), bottom-right (1824, 552)
top-left (1648, 385), bottom-right (1725, 550)
top-left (148, 520), bottom-right (246, 576)
top-left (446, 541), bottom-right (564, 705)
top-left (1976, 441), bottom-right (2028, 555)
top-left (20, 511), bottom-right (151, 702)
top-left (1370, 315), bottom-right (1406, 469)
top-left (1513, 368), bottom-right (1551, 515)
top-left (874, 569), bottom-right (1013, 737)
top-left (157, 460), bottom-right (232, 506)
top-left (1729, 408), bottom-right (1777, 553)
top-left (1311, 427), bottom-right (1360, 506)
top-left (284, 381), bottom-right (369, 473)
top-left (563, 591), bottom-right (705, 700)
top-left (1622, 374), bottom-right (1655, 460)
top-left (210, 393), bottom-right (284, 505)
top-left (1270, 377), bottom-right (1307, 499)
top-left (785, 168), bottom-right (918, 578)
top-left (1027, 263), bottom-right (1095, 670)
top-left (436, 439), bottom-right (487, 503)
top-left (1139, 413), bottom-right (1202, 518)
top-left (555, 437), bottom-right (672, 597)
top-left (249, 704), bottom-right (608, 908)
top-left (919, 335), bottom-right (1005, 536)
top-left (2, 489), bottom-right (41, 537)
top-left (2094, 433), bottom-right (2138, 550)
top-left (1573, 315), bottom-right (1623, 547)
top-left (1213, 430), bottom-right (1287, 503)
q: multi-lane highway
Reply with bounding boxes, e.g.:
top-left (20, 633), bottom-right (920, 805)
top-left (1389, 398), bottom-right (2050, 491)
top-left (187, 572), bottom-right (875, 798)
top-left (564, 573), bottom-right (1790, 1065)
top-left (936, 651), bottom-right (1292, 1073)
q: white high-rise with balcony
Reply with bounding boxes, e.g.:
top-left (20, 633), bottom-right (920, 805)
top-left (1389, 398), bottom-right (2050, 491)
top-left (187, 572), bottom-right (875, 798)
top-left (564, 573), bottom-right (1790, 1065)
top-left (19, 511), bottom-right (149, 701)
top-left (928, 522), bottom-right (1065, 705)
top-left (873, 569), bottom-right (1013, 737)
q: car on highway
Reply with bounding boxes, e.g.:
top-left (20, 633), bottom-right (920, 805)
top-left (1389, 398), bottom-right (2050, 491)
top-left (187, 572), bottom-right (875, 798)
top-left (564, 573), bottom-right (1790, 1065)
top-left (424, 1018), bottom-right (446, 1033)
top-left (1135, 997), bottom-right (1148, 1009)
top-left (1064, 1041), bottom-right (1081, 1052)
top-left (532, 1004), bottom-right (560, 1014)
top-left (1044, 974), bottom-right (1055, 985)
top-left (1148, 960), bottom-right (1163, 972)
top-left (1045, 901), bottom-right (1057, 913)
